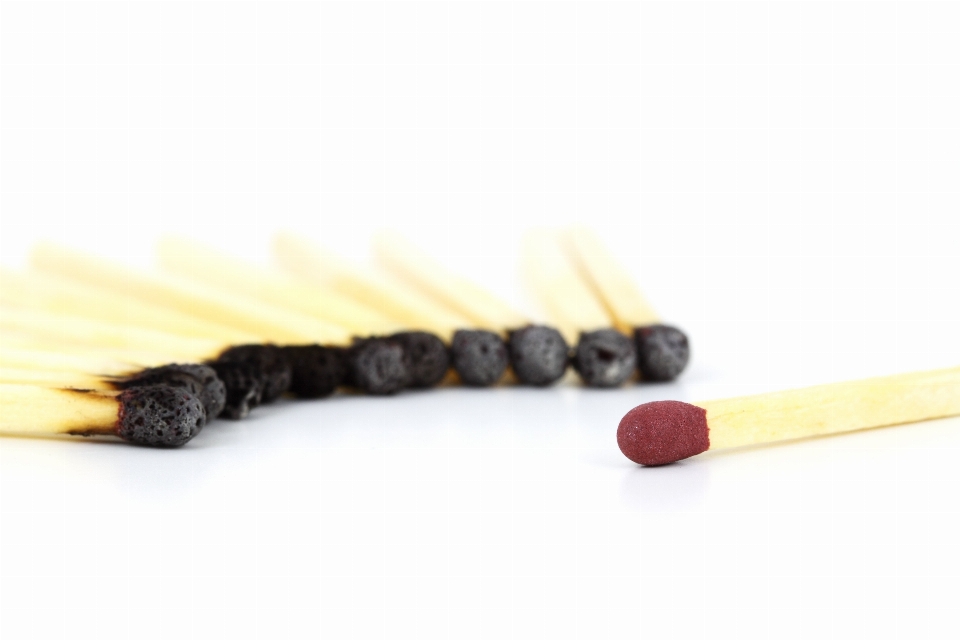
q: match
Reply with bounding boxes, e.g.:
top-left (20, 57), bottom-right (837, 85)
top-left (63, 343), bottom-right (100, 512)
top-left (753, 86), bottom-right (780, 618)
top-left (274, 233), bottom-right (509, 388)
top-left (565, 228), bottom-right (690, 382)
top-left (372, 232), bottom-right (569, 387)
top-left (0, 308), bottom-right (266, 418)
top-left (0, 347), bottom-right (226, 420)
top-left (617, 366), bottom-right (960, 466)
top-left (521, 231), bottom-right (636, 388)
top-left (158, 237), bottom-right (447, 394)
top-left (0, 383), bottom-right (206, 447)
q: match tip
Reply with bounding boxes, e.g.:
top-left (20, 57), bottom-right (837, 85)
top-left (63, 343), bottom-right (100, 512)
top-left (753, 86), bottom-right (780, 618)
top-left (508, 325), bottom-right (569, 386)
top-left (573, 329), bottom-right (636, 388)
top-left (208, 360), bottom-right (262, 420)
top-left (634, 325), bottom-right (690, 382)
top-left (617, 400), bottom-right (709, 466)
top-left (119, 364), bottom-right (226, 420)
top-left (346, 338), bottom-right (410, 395)
top-left (391, 331), bottom-right (450, 389)
top-left (451, 329), bottom-right (509, 387)
top-left (217, 345), bottom-right (292, 404)
top-left (281, 345), bottom-right (345, 399)
top-left (117, 385), bottom-right (206, 447)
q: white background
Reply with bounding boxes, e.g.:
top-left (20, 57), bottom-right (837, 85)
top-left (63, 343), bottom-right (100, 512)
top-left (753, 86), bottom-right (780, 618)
top-left (2, 1), bottom-right (960, 638)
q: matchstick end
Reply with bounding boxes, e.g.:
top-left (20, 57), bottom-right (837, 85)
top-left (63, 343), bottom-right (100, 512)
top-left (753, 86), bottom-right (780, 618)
top-left (117, 385), bottom-right (206, 447)
top-left (573, 329), bottom-right (636, 388)
top-left (509, 325), bottom-right (569, 386)
top-left (617, 400), bottom-right (708, 466)
top-left (391, 331), bottom-right (450, 389)
top-left (451, 329), bottom-right (509, 387)
top-left (634, 325), bottom-right (690, 382)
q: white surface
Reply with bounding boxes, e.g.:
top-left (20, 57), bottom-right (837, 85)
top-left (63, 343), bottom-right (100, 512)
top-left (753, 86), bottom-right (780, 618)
top-left (2, 1), bottom-right (960, 638)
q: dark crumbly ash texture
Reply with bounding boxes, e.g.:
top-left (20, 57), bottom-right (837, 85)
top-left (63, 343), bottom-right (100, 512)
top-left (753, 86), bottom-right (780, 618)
top-left (117, 385), bottom-right (206, 447)
top-left (217, 345), bottom-right (292, 403)
top-left (617, 400), bottom-right (708, 465)
top-left (208, 360), bottom-right (262, 420)
top-left (280, 345), bottom-right (345, 398)
top-left (572, 329), bottom-right (636, 388)
top-left (450, 329), bottom-right (508, 387)
top-left (508, 325), bottom-right (569, 386)
top-left (116, 364), bottom-right (226, 419)
top-left (390, 331), bottom-right (449, 389)
top-left (634, 324), bottom-right (690, 382)
top-left (345, 337), bottom-right (410, 395)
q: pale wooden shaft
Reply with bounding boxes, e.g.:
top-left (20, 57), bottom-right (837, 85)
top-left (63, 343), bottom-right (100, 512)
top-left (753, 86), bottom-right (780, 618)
top-left (0, 268), bottom-right (257, 343)
top-left (0, 336), bottom-right (180, 369)
top-left (372, 232), bottom-right (528, 332)
top-left (273, 233), bottom-right (471, 340)
top-left (700, 367), bottom-right (960, 450)
top-left (158, 237), bottom-right (401, 335)
top-left (0, 384), bottom-right (118, 436)
top-left (31, 243), bottom-right (351, 345)
top-left (0, 307), bottom-right (227, 361)
top-left (0, 347), bottom-right (138, 377)
top-left (521, 231), bottom-right (613, 344)
top-left (565, 228), bottom-right (660, 331)
top-left (0, 367), bottom-right (112, 390)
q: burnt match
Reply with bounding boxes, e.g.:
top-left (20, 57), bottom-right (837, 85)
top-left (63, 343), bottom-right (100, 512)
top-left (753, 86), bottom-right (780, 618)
top-left (0, 383), bottom-right (206, 447)
top-left (565, 228), bottom-right (690, 382)
top-left (617, 367), bottom-right (960, 466)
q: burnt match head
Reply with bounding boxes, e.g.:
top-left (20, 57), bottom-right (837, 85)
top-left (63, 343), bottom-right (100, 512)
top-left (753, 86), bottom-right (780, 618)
top-left (117, 385), bottom-right (206, 447)
top-left (280, 345), bottom-right (345, 399)
top-left (217, 345), bottom-right (292, 404)
top-left (617, 400), bottom-right (709, 466)
top-left (508, 325), bottom-right (569, 386)
top-left (390, 331), bottom-right (449, 389)
top-left (345, 337), bottom-right (410, 395)
top-left (572, 329), bottom-right (637, 388)
top-left (634, 324), bottom-right (690, 382)
top-left (450, 329), bottom-right (509, 387)
top-left (116, 364), bottom-right (226, 419)
top-left (208, 360), bottom-right (262, 420)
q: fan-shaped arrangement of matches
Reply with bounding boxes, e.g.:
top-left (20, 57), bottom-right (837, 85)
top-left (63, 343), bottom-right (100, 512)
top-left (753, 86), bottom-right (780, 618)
top-left (0, 230), bottom-right (690, 448)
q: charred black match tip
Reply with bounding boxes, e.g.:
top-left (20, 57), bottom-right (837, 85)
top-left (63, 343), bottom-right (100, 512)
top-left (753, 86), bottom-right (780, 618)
top-left (634, 324), bottom-right (690, 382)
top-left (390, 331), bottom-right (449, 389)
top-left (216, 345), bottom-right (292, 404)
top-left (572, 329), bottom-right (637, 388)
top-left (208, 360), bottom-right (262, 420)
top-left (116, 364), bottom-right (226, 419)
top-left (508, 325), bottom-right (569, 386)
top-left (280, 345), bottom-right (345, 399)
top-left (450, 329), bottom-right (509, 387)
top-left (117, 385), bottom-right (205, 447)
top-left (345, 337), bottom-right (410, 396)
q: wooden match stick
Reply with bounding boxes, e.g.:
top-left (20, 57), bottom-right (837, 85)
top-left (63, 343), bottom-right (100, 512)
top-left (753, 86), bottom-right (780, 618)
top-left (30, 243), bottom-right (351, 347)
top-left (157, 236), bottom-right (402, 336)
top-left (521, 231), bottom-right (636, 388)
top-left (0, 383), bottom-right (206, 447)
top-left (274, 233), bottom-right (509, 388)
top-left (372, 232), bottom-right (569, 387)
top-left (617, 367), bottom-right (960, 466)
top-left (0, 347), bottom-right (227, 419)
top-left (0, 267), bottom-right (257, 343)
top-left (564, 227), bottom-right (690, 382)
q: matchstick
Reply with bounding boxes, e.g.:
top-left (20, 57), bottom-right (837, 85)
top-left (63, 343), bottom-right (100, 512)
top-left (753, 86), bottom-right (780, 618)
top-left (372, 232), bottom-right (568, 387)
top-left (0, 383), bottom-right (206, 447)
top-left (274, 233), bottom-right (508, 388)
top-left (159, 237), bottom-right (446, 392)
top-left (521, 231), bottom-right (636, 388)
top-left (617, 366), bottom-right (960, 466)
top-left (0, 308), bottom-right (273, 417)
top-left (0, 347), bottom-right (226, 419)
top-left (0, 267), bottom-right (257, 343)
top-left (565, 228), bottom-right (690, 382)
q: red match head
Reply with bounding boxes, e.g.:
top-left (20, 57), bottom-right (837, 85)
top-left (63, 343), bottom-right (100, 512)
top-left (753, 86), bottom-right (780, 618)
top-left (617, 400), bottom-right (709, 466)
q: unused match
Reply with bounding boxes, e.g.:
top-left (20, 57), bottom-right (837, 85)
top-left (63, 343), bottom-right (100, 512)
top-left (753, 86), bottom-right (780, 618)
top-left (617, 367), bottom-right (960, 466)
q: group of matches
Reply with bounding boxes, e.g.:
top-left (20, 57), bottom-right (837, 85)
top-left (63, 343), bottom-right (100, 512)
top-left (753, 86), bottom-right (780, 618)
top-left (0, 229), bottom-right (690, 448)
